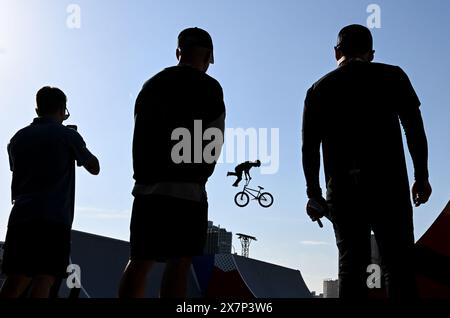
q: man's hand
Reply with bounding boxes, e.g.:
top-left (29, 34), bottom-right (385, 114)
top-left (306, 197), bottom-right (328, 228)
top-left (412, 180), bottom-right (432, 207)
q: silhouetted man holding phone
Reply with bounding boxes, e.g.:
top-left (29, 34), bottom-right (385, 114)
top-left (0, 87), bottom-right (100, 298)
top-left (119, 27), bottom-right (225, 298)
top-left (302, 25), bottom-right (431, 298)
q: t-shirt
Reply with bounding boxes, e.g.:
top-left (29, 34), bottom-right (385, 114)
top-left (132, 65), bottom-right (226, 196)
top-left (7, 117), bottom-right (95, 227)
top-left (302, 60), bottom-right (428, 204)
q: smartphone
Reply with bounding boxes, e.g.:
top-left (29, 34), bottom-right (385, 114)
top-left (307, 199), bottom-right (325, 228)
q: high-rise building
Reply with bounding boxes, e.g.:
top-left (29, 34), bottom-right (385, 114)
top-left (371, 234), bottom-right (381, 265)
top-left (323, 279), bottom-right (339, 298)
top-left (310, 291), bottom-right (323, 298)
top-left (204, 221), bottom-right (232, 255)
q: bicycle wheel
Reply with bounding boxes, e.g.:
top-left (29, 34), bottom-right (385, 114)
top-left (234, 192), bottom-right (250, 207)
top-left (258, 192), bottom-right (274, 208)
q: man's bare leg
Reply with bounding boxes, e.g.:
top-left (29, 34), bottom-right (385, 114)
top-left (118, 260), bottom-right (154, 298)
top-left (30, 275), bottom-right (56, 298)
top-left (160, 257), bottom-right (192, 298)
top-left (0, 275), bottom-right (32, 298)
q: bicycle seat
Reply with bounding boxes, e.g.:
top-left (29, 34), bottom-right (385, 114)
top-left (258, 186), bottom-right (264, 190)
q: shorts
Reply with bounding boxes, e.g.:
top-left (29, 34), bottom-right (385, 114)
top-left (130, 194), bottom-right (208, 262)
top-left (1, 221), bottom-right (71, 278)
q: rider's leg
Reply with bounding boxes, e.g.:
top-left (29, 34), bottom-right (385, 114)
top-left (233, 175), bottom-right (243, 187)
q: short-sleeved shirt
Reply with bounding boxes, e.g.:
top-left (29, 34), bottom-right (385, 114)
top-left (303, 61), bottom-right (422, 203)
top-left (7, 117), bottom-right (94, 227)
top-left (132, 65), bottom-right (226, 194)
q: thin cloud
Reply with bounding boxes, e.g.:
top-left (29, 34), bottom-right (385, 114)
top-left (300, 240), bottom-right (330, 246)
top-left (259, 215), bottom-right (303, 224)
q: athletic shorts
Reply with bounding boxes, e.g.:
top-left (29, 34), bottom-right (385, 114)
top-left (130, 194), bottom-right (208, 262)
top-left (1, 221), bottom-right (71, 278)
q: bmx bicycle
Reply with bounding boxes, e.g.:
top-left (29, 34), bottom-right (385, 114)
top-left (234, 180), bottom-right (274, 208)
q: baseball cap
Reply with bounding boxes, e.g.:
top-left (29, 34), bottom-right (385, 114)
top-left (178, 27), bottom-right (214, 64)
top-left (336, 24), bottom-right (373, 56)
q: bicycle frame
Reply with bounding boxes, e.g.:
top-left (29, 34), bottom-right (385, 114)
top-left (242, 183), bottom-right (262, 200)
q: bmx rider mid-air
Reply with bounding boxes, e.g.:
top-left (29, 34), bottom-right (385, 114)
top-left (227, 160), bottom-right (261, 187)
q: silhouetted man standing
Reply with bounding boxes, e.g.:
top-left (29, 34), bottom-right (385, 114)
top-left (0, 87), bottom-right (100, 298)
top-left (302, 25), bottom-right (432, 298)
top-left (119, 27), bottom-right (225, 298)
top-left (227, 160), bottom-right (261, 187)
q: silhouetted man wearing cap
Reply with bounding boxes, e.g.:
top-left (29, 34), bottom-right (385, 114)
top-left (302, 24), bottom-right (431, 298)
top-left (119, 27), bottom-right (225, 298)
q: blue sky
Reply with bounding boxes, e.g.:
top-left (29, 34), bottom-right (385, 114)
top-left (1, 0), bottom-right (449, 294)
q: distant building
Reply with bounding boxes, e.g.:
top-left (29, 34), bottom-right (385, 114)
top-left (323, 279), bottom-right (339, 298)
top-left (371, 234), bottom-right (381, 265)
top-left (369, 234), bottom-right (384, 289)
top-left (204, 221), bottom-right (232, 255)
top-left (310, 291), bottom-right (323, 298)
